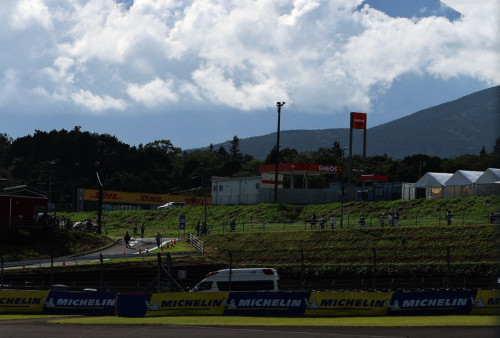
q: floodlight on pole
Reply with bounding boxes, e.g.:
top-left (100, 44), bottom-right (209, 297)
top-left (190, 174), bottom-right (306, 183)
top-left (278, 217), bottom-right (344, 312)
top-left (274, 102), bottom-right (285, 203)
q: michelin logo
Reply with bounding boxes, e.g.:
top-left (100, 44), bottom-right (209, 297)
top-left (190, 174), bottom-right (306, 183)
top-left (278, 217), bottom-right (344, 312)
top-left (225, 298), bottom-right (303, 308)
top-left (43, 297), bottom-right (114, 307)
top-left (145, 300), bottom-right (160, 311)
top-left (387, 297), bottom-right (468, 310)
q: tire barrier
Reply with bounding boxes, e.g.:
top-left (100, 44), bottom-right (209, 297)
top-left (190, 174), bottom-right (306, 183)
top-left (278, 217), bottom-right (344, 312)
top-left (1, 289), bottom-right (499, 316)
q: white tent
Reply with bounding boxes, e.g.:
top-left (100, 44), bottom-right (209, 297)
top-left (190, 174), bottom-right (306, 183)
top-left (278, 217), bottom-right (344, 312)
top-left (443, 170), bottom-right (484, 198)
top-left (475, 168), bottom-right (500, 196)
top-left (414, 173), bottom-right (453, 199)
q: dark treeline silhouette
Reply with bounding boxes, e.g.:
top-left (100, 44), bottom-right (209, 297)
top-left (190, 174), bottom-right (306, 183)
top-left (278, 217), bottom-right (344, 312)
top-left (0, 127), bottom-right (498, 211)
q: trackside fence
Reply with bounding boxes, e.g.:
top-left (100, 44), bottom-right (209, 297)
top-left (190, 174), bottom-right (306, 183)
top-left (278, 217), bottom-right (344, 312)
top-left (2, 245), bottom-right (498, 293)
top-left (201, 213), bottom-right (494, 234)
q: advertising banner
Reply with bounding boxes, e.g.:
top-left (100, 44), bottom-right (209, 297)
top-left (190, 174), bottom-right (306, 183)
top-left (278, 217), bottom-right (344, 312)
top-left (351, 112), bottom-right (367, 130)
top-left (82, 189), bottom-right (208, 206)
top-left (0, 290), bottom-right (47, 313)
top-left (223, 291), bottom-right (310, 316)
top-left (145, 292), bottom-right (228, 316)
top-left (388, 290), bottom-right (475, 316)
top-left (259, 163), bottom-right (341, 174)
top-left (304, 291), bottom-right (391, 316)
top-left (471, 290), bottom-right (500, 315)
top-left (42, 291), bottom-right (116, 315)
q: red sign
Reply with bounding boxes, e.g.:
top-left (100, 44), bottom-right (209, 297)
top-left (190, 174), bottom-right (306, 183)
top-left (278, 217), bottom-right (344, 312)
top-left (351, 112), bottom-right (367, 130)
top-left (259, 163), bottom-right (341, 174)
top-left (358, 174), bottom-right (387, 182)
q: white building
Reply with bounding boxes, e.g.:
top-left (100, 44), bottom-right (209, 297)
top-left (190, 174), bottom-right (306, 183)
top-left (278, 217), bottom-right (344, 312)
top-left (211, 176), bottom-right (262, 205)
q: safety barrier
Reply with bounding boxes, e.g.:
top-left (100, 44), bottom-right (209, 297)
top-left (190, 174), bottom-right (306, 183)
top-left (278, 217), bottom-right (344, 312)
top-left (1, 289), bottom-right (498, 316)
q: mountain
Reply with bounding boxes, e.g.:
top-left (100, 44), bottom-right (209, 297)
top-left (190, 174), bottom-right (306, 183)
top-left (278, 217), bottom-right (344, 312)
top-left (361, 0), bottom-right (462, 22)
top-left (214, 86), bottom-right (500, 160)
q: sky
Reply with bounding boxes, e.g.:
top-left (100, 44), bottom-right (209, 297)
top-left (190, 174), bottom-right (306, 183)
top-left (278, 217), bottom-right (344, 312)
top-left (0, 0), bottom-right (498, 150)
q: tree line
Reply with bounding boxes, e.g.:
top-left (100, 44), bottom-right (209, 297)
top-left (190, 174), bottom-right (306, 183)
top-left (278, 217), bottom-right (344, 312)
top-left (0, 127), bottom-right (498, 211)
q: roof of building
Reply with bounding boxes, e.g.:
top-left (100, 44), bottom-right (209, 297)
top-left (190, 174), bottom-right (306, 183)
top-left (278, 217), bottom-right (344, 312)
top-left (444, 170), bottom-right (484, 186)
top-left (413, 172), bottom-right (453, 188)
top-left (475, 168), bottom-right (500, 184)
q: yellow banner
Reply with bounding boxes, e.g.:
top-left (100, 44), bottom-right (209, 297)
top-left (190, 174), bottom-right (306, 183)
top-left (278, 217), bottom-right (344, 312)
top-left (145, 292), bottom-right (228, 316)
top-left (304, 291), bottom-right (392, 316)
top-left (0, 290), bottom-right (48, 313)
top-left (83, 189), bottom-right (210, 206)
top-left (471, 290), bottom-right (500, 315)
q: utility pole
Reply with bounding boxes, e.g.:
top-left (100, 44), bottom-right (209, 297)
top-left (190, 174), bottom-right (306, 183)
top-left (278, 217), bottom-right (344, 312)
top-left (274, 102), bottom-right (285, 203)
top-left (340, 147), bottom-right (348, 229)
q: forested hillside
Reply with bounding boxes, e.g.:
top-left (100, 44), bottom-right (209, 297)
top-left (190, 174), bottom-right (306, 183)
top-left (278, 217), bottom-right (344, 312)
top-left (0, 126), bottom-right (498, 212)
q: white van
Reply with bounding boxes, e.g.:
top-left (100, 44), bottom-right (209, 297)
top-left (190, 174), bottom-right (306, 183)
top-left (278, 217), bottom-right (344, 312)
top-left (190, 268), bottom-right (279, 292)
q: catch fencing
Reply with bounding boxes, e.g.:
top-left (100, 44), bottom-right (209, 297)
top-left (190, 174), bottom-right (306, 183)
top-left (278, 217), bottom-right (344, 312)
top-left (1, 245), bottom-right (498, 293)
top-left (200, 213), bottom-right (494, 234)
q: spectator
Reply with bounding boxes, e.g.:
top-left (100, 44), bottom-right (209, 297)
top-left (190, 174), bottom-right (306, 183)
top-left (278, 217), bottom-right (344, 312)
top-left (359, 215), bottom-right (366, 227)
top-left (196, 221), bottom-right (201, 236)
top-left (394, 211), bottom-right (400, 226)
top-left (320, 215), bottom-right (326, 229)
top-left (124, 231), bottom-right (131, 248)
top-left (388, 213), bottom-right (394, 226)
top-left (230, 219), bottom-right (236, 232)
top-left (310, 213), bottom-right (317, 230)
top-left (140, 224), bottom-right (145, 238)
top-left (445, 210), bottom-right (453, 225)
top-left (155, 231), bottom-right (162, 248)
top-left (133, 224), bottom-right (138, 238)
top-left (330, 215), bottom-right (336, 229)
top-left (379, 214), bottom-right (385, 226)
top-left (489, 213), bottom-right (496, 224)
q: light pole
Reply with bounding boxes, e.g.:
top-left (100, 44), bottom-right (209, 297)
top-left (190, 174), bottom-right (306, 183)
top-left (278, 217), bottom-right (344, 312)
top-left (274, 102), bottom-right (285, 203)
top-left (48, 161), bottom-right (55, 211)
top-left (340, 147), bottom-right (348, 229)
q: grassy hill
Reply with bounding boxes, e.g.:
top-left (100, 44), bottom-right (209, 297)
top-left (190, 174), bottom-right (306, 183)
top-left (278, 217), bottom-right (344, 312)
top-left (59, 196), bottom-right (498, 237)
top-left (1, 196), bottom-right (498, 290)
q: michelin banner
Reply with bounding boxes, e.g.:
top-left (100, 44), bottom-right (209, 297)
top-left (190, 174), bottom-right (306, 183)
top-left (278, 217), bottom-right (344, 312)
top-left (145, 292), bottom-right (228, 316)
top-left (223, 291), bottom-right (310, 316)
top-left (42, 291), bottom-right (116, 315)
top-left (387, 290), bottom-right (476, 316)
top-left (471, 290), bottom-right (500, 315)
top-left (304, 291), bottom-right (391, 316)
top-left (0, 290), bottom-right (47, 313)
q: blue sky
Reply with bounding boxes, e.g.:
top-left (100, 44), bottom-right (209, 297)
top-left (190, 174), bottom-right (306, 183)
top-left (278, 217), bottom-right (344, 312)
top-left (0, 0), bottom-right (498, 150)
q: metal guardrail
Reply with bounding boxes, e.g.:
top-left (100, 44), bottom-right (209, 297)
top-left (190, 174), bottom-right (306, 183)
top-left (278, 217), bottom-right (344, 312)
top-left (1, 250), bottom-right (199, 269)
top-left (188, 233), bottom-right (204, 254)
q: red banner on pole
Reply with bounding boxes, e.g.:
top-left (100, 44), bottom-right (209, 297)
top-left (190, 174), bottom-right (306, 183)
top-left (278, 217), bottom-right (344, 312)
top-left (351, 112), bottom-right (367, 130)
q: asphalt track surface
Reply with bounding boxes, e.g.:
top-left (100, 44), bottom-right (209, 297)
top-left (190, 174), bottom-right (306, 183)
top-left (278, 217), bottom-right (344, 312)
top-left (4, 236), bottom-right (175, 269)
top-left (0, 319), bottom-right (498, 338)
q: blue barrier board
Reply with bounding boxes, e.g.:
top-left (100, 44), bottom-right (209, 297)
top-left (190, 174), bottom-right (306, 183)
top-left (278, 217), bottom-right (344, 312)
top-left (43, 291), bottom-right (116, 315)
top-left (115, 293), bottom-right (152, 317)
top-left (388, 290), bottom-right (476, 316)
top-left (223, 291), bottom-right (310, 316)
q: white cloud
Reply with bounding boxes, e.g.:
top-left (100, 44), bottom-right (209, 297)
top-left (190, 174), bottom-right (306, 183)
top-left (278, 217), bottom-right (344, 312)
top-left (71, 89), bottom-right (127, 112)
top-left (0, 0), bottom-right (498, 117)
top-left (10, 0), bottom-right (52, 30)
top-left (126, 77), bottom-right (178, 107)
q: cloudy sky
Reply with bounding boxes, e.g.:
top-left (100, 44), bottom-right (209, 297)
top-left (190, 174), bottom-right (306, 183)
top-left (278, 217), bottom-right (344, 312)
top-left (0, 0), bottom-right (498, 150)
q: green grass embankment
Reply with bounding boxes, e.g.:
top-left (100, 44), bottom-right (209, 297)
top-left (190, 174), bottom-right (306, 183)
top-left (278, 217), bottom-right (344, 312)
top-left (202, 224), bottom-right (499, 277)
top-left (59, 196), bottom-right (499, 238)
